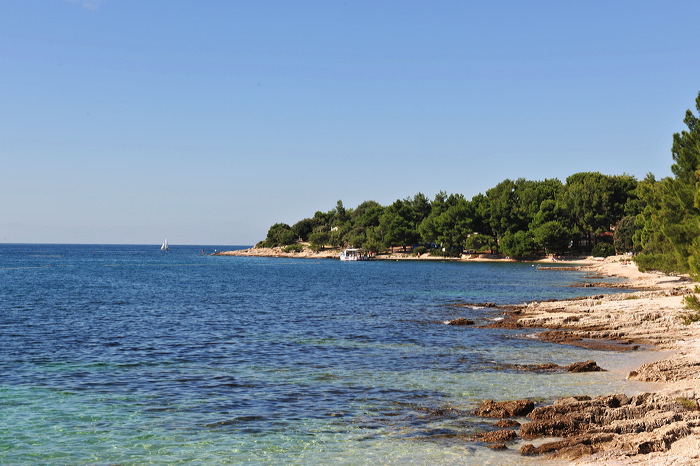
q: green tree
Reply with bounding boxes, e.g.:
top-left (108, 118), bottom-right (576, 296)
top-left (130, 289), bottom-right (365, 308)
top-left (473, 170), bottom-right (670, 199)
top-left (532, 220), bottom-right (570, 255)
top-left (291, 218), bottom-right (319, 241)
top-left (486, 179), bottom-right (521, 240)
top-left (379, 199), bottom-right (420, 250)
top-left (350, 201), bottom-right (384, 229)
top-left (263, 223), bottom-right (296, 247)
top-left (500, 230), bottom-right (534, 260)
top-left (464, 233), bottom-right (495, 253)
top-left (418, 192), bottom-right (448, 244)
top-left (379, 209), bottom-right (413, 250)
top-left (635, 92), bottom-right (700, 276)
top-left (613, 216), bottom-right (638, 254)
top-left (431, 195), bottom-right (472, 254)
top-left (515, 178), bottom-right (564, 228)
top-left (560, 172), bottom-right (635, 250)
top-left (308, 227), bottom-right (331, 251)
top-left (409, 192), bottom-right (432, 226)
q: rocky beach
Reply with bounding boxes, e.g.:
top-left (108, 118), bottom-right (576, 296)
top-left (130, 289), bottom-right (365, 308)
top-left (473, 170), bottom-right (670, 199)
top-left (472, 259), bottom-right (700, 464)
top-left (218, 247), bottom-right (700, 463)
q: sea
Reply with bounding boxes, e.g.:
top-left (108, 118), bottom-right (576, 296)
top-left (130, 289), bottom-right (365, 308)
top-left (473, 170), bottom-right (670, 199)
top-left (0, 244), bottom-right (665, 464)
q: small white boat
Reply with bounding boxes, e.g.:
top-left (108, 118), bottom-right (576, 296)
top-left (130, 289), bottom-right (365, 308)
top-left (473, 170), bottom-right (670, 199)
top-left (339, 248), bottom-right (371, 261)
top-left (161, 238), bottom-right (170, 251)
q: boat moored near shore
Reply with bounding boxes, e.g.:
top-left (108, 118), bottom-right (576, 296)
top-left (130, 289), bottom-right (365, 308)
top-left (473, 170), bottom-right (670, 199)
top-left (339, 248), bottom-right (372, 261)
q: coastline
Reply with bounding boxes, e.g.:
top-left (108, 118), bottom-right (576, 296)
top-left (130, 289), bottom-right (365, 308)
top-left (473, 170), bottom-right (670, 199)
top-left (213, 245), bottom-right (584, 262)
top-left (218, 247), bottom-right (700, 462)
top-left (480, 259), bottom-right (700, 463)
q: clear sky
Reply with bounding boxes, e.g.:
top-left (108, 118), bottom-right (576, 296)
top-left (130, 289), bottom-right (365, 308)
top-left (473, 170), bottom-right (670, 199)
top-left (2, 1), bottom-right (699, 245)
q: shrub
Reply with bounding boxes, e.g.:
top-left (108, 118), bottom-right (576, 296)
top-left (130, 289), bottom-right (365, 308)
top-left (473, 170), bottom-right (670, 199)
top-left (430, 247), bottom-right (462, 257)
top-left (680, 314), bottom-right (700, 325)
top-left (679, 297), bottom-right (700, 325)
top-left (683, 294), bottom-right (700, 311)
top-left (591, 242), bottom-right (615, 258)
top-left (283, 244), bottom-right (304, 253)
top-left (676, 397), bottom-right (699, 410)
top-left (413, 246), bottom-right (427, 256)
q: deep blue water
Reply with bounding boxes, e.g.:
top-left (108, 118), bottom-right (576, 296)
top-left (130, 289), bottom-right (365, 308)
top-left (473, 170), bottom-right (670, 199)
top-left (0, 244), bottom-right (654, 463)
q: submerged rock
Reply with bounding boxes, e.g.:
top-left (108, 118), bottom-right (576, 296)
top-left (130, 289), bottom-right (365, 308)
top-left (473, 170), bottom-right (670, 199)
top-left (494, 362), bottom-right (564, 372)
top-left (494, 419), bottom-right (521, 428)
top-left (446, 318), bottom-right (475, 326)
top-left (476, 429), bottom-right (518, 442)
top-left (487, 443), bottom-right (508, 450)
top-left (565, 360), bottom-right (605, 372)
top-left (474, 399), bottom-right (535, 418)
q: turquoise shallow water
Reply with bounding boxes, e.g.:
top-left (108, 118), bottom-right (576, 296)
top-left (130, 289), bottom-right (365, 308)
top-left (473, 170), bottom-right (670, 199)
top-left (0, 244), bottom-right (662, 463)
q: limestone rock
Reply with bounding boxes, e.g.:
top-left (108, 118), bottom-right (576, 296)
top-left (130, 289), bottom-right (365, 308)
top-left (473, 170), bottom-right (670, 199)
top-left (565, 360), bottom-right (605, 372)
top-left (446, 317), bottom-right (475, 326)
top-left (476, 429), bottom-right (518, 442)
top-left (474, 399), bottom-right (535, 418)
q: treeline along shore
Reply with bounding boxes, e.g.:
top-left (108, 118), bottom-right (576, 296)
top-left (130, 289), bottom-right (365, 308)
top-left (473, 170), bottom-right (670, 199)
top-left (248, 92), bottom-right (700, 280)
top-left (213, 93), bottom-right (700, 462)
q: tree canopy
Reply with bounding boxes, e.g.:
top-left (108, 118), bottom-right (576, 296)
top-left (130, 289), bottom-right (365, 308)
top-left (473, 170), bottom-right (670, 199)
top-left (258, 173), bottom-right (637, 258)
top-left (258, 91), bottom-right (700, 275)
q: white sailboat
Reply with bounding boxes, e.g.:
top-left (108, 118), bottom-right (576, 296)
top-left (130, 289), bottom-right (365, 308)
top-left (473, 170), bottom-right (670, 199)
top-left (161, 238), bottom-right (170, 251)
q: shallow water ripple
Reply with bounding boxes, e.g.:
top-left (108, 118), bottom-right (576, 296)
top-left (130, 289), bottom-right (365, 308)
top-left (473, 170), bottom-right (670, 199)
top-left (0, 244), bottom-right (645, 463)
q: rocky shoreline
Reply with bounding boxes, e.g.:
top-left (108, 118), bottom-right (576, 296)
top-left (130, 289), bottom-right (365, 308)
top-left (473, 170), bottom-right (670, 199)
top-left (469, 260), bottom-right (700, 464)
top-left (217, 248), bottom-right (700, 462)
top-left (213, 245), bottom-right (526, 261)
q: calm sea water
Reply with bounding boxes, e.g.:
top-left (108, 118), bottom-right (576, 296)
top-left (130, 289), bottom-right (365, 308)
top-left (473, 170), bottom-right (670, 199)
top-left (0, 244), bottom-right (662, 464)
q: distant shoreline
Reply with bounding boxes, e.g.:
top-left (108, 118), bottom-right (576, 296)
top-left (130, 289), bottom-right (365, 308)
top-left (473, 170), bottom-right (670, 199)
top-left (213, 245), bottom-right (596, 264)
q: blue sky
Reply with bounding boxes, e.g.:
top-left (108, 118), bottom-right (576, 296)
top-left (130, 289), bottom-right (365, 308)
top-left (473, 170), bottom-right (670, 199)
top-left (2, 0), bottom-right (699, 245)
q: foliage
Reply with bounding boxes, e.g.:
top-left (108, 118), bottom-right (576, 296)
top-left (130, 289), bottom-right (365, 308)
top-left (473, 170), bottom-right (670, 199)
top-left (259, 173), bottom-right (637, 256)
top-left (308, 227), bottom-right (331, 250)
top-left (591, 242), bottom-right (616, 258)
top-left (613, 216), bottom-right (638, 253)
top-left (683, 294), bottom-right (700, 311)
top-left (634, 176), bottom-right (692, 274)
top-left (283, 244), bottom-right (304, 253)
top-left (412, 246), bottom-right (428, 256)
top-left (635, 92), bottom-right (700, 277)
top-left (559, 172), bottom-right (637, 251)
top-left (291, 218), bottom-right (319, 241)
top-left (464, 233), bottom-right (495, 253)
top-left (675, 397), bottom-right (699, 410)
top-left (259, 170), bottom-right (639, 255)
top-left (253, 90), bottom-right (700, 276)
top-left (679, 313), bottom-right (700, 326)
top-left (677, 292), bottom-right (700, 325)
top-left (262, 223), bottom-right (297, 247)
top-left (429, 247), bottom-right (462, 257)
top-left (257, 94), bottom-right (700, 265)
top-left (532, 220), bottom-right (570, 254)
top-left (500, 230), bottom-right (535, 260)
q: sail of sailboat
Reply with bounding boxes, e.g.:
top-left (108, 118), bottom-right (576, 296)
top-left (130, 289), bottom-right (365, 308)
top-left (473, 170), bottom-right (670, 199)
top-left (161, 238), bottom-right (169, 251)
